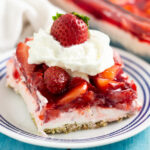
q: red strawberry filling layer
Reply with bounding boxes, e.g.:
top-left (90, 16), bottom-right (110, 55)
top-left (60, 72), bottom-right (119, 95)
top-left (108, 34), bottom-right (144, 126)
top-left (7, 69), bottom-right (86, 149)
top-left (69, 0), bottom-right (150, 43)
top-left (14, 38), bottom-right (137, 123)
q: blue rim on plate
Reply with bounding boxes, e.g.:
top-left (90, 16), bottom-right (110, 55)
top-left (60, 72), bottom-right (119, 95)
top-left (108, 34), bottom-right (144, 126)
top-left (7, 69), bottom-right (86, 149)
top-left (0, 48), bottom-right (149, 148)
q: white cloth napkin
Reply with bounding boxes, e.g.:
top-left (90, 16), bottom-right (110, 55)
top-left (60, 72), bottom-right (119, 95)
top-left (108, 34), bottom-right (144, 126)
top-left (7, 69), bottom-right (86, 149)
top-left (0, 0), bottom-right (64, 52)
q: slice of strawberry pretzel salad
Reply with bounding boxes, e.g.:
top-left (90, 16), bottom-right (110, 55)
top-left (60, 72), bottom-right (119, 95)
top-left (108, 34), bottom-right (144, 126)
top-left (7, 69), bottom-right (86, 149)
top-left (6, 12), bottom-right (141, 135)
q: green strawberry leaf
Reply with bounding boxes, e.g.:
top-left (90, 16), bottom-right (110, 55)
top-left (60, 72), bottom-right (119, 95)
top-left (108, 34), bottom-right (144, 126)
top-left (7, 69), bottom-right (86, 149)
top-left (52, 13), bottom-right (63, 21)
top-left (72, 12), bottom-right (90, 26)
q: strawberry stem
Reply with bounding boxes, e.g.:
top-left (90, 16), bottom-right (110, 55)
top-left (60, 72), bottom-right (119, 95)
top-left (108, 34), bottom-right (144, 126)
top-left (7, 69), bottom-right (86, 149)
top-left (72, 12), bottom-right (90, 26)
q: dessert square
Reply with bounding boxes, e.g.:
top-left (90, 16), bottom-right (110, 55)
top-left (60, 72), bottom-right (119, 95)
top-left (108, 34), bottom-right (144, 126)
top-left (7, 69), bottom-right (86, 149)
top-left (6, 12), bottom-right (141, 135)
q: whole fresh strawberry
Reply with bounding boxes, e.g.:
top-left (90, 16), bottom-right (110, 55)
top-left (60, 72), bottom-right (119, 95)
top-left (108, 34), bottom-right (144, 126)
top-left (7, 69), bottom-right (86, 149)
top-left (51, 12), bottom-right (90, 47)
top-left (44, 66), bottom-right (70, 94)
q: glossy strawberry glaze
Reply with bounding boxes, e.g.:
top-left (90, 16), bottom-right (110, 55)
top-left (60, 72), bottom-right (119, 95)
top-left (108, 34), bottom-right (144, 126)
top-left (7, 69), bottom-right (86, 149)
top-left (69, 0), bottom-right (150, 43)
top-left (14, 39), bottom-right (137, 123)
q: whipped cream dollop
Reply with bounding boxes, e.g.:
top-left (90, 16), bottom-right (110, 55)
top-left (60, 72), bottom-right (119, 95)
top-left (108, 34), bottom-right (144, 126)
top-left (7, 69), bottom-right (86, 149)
top-left (27, 29), bottom-right (114, 76)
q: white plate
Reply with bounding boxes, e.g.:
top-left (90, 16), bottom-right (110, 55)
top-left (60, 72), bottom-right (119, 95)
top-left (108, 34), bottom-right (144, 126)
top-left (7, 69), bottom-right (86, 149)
top-left (0, 48), bottom-right (149, 149)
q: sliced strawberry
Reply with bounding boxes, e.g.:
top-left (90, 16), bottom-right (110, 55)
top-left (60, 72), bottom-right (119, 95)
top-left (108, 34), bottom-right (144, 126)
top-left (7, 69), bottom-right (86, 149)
top-left (16, 42), bottom-right (29, 65)
top-left (58, 81), bottom-right (88, 105)
top-left (100, 65), bottom-right (122, 80)
top-left (16, 42), bottom-right (35, 76)
top-left (96, 78), bottom-right (110, 91)
top-left (94, 77), bottom-right (122, 91)
top-left (91, 64), bottom-right (126, 91)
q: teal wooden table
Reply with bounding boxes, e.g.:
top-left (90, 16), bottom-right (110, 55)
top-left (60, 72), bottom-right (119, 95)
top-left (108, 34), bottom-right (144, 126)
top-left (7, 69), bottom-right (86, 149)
top-left (0, 127), bottom-right (150, 150)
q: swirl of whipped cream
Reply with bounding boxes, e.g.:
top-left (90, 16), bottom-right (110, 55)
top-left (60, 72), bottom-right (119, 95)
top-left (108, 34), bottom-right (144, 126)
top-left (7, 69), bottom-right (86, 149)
top-left (27, 29), bottom-right (114, 76)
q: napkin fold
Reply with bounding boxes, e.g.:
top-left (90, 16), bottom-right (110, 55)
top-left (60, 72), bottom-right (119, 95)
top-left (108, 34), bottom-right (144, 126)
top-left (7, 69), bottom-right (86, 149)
top-left (0, 0), bottom-right (64, 52)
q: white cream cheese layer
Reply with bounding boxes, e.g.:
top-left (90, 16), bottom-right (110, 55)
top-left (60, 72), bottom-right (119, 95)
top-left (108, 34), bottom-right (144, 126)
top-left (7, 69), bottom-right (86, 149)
top-left (27, 29), bottom-right (114, 76)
